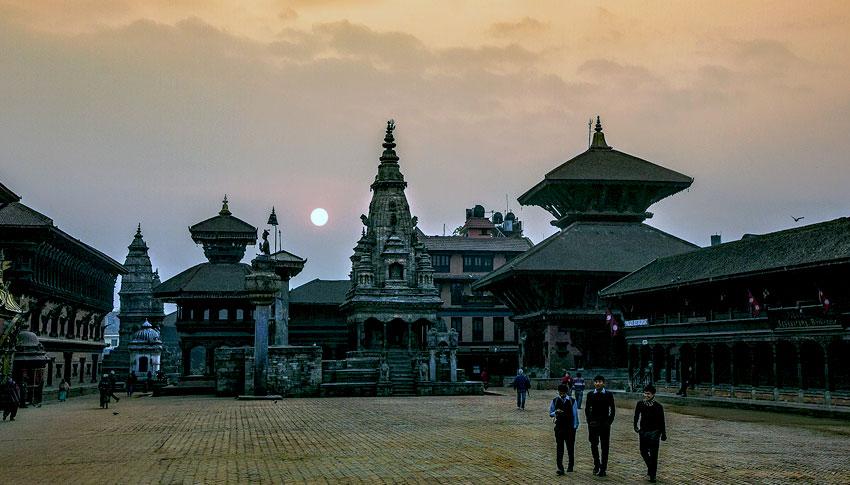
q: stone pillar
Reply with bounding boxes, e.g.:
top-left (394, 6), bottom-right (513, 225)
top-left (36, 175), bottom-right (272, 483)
top-left (729, 345), bottom-right (735, 398)
top-left (205, 347), bottom-right (215, 376)
top-left (429, 350), bottom-right (436, 382)
top-left (253, 304), bottom-right (271, 395)
top-left (822, 343), bottom-right (831, 406)
top-left (795, 341), bottom-right (803, 401)
top-left (357, 321), bottom-right (364, 351)
top-left (182, 346), bottom-right (191, 376)
top-left (382, 322), bottom-right (388, 351)
top-left (709, 345), bottom-right (716, 396)
top-left (772, 342), bottom-right (779, 401)
top-left (407, 321), bottom-right (413, 351)
top-left (273, 277), bottom-right (290, 346)
top-left (246, 258), bottom-right (282, 397)
top-left (450, 349), bottom-right (457, 383)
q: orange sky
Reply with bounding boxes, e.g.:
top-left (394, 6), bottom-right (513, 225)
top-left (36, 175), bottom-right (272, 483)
top-left (2, 0), bottom-right (849, 286)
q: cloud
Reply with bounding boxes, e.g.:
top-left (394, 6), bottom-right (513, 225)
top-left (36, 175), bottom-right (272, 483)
top-left (488, 17), bottom-right (549, 38)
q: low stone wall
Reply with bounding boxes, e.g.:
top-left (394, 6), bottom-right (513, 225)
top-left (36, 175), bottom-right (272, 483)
top-left (265, 345), bottom-right (323, 397)
top-left (215, 345), bottom-right (323, 397)
top-left (215, 347), bottom-right (249, 396)
top-left (417, 381), bottom-right (483, 396)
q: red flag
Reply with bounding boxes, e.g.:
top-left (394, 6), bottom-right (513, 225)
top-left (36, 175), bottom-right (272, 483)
top-left (747, 290), bottom-right (761, 317)
top-left (818, 289), bottom-right (831, 313)
top-left (606, 309), bottom-right (620, 336)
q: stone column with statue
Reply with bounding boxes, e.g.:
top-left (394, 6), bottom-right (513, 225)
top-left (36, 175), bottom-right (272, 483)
top-left (245, 255), bottom-right (281, 397)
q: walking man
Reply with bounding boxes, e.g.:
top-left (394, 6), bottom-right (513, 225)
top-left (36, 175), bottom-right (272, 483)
top-left (573, 372), bottom-right (586, 409)
top-left (634, 384), bottom-right (667, 483)
top-left (1, 377), bottom-right (20, 421)
top-left (550, 383), bottom-right (579, 475)
top-left (585, 375), bottom-right (615, 477)
top-left (512, 368), bottom-right (531, 410)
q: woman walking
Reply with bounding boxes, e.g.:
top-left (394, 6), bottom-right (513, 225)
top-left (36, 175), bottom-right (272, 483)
top-left (58, 379), bottom-right (70, 402)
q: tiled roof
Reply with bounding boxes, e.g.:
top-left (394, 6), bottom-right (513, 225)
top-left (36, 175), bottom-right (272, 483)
top-left (601, 217), bottom-right (850, 297)
top-left (189, 214), bottom-right (256, 236)
top-left (463, 217), bottom-right (496, 229)
top-left (474, 221), bottom-right (697, 289)
top-left (0, 181), bottom-right (21, 203)
top-left (154, 262), bottom-right (253, 297)
top-left (421, 235), bottom-right (533, 253)
top-left (290, 279), bottom-right (350, 305)
top-left (544, 148), bottom-right (691, 183)
top-left (0, 201), bottom-right (53, 227)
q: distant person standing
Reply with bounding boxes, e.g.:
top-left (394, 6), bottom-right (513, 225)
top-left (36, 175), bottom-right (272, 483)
top-left (549, 384), bottom-right (579, 475)
top-left (126, 371), bottom-right (136, 397)
top-left (573, 373), bottom-right (586, 409)
top-left (634, 384), bottom-right (667, 483)
top-left (58, 379), bottom-right (70, 402)
top-left (585, 375), bottom-right (616, 477)
top-left (512, 369), bottom-right (531, 410)
top-left (98, 375), bottom-right (111, 409)
top-left (146, 370), bottom-right (153, 392)
top-left (480, 369), bottom-right (489, 390)
top-left (677, 366), bottom-right (692, 397)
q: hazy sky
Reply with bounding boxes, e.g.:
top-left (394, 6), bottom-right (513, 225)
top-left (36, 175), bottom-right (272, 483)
top-left (2, 1), bottom-right (849, 301)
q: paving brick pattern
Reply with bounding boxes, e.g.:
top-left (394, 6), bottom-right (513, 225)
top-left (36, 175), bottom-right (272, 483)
top-left (1, 388), bottom-right (848, 484)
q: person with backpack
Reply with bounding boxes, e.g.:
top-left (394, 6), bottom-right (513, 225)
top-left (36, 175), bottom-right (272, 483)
top-left (549, 383), bottom-right (579, 475)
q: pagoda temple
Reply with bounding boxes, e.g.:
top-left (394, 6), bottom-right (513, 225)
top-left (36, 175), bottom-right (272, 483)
top-left (474, 117), bottom-right (698, 373)
top-left (154, 197), bottom-right (259, 377)
top-left (341, 120), bottom-right (443, 355)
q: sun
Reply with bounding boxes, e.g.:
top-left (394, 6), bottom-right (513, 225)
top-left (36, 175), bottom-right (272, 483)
top-left (310, 208), bottom-right (328, 227)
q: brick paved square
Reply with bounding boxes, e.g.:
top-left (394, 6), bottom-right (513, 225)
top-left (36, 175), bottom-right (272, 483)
top-left (0, 389), bottom-right (848, 484)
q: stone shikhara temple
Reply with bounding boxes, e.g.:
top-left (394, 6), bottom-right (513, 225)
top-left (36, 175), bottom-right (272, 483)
top-left (330, 120), bottom-right (478, 396)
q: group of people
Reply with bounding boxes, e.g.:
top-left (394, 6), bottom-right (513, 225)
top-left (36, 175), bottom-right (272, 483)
top-left (514, 370), bottom-right (668, 483)
top-left (98, 371), bottom-right (121, 409)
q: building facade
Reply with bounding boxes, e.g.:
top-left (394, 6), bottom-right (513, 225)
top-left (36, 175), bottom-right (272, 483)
top-left (600, 218), bottom-right (850, 406)
top-left (0, 180), bottom-right (125, 394)
top-left (419, 204), bottom-right (533, 381)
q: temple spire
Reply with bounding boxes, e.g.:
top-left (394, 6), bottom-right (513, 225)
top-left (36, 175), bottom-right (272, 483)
top-left (136, 223), bottom-right (142, 238)
top-left (590, 115), bottom-right (611, 150)
top-left (220, 195), bottom-right (232, 216)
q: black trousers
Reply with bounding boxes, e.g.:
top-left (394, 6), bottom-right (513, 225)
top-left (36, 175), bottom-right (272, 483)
top-left (640, 435), bottom-right (660, 478)
top-left (588, 425), bottom-right (611, 470)
top-left (555, 427), bottom-right (576, 471)
top-left (3, 404), bottom-right (19, 420)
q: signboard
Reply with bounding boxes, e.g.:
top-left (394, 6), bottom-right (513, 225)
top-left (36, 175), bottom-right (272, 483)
top-left (774, 315), bottom-right (837, 329)
top-left (625, 318), bottom-right (649, 328)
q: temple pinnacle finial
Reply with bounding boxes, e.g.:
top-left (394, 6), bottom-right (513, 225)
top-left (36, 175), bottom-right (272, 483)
top-left (136, 223), bottom-right (142, 237)
top-left (380, 119), bottom-right (399, 163)
top-left (267, 206), bottom-right (278, 226)
top-left (220, 194), bottom-right (232, 216)
top-left (590, 115), bottom-right (611, 150)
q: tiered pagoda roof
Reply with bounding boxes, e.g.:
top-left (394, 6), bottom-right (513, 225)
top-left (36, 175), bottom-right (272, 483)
top-left (518, 117), bottom-right (693, 228)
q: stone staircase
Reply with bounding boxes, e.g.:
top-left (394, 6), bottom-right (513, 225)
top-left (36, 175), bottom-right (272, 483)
top-left (386, 350), bottom-right (415, 396)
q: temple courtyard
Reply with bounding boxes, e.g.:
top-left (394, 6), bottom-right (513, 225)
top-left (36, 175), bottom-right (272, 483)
top-left (1, 389), bottom-right (848, 484)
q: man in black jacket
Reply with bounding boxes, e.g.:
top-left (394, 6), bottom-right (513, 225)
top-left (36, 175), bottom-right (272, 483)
top-left (634, 384), bottom-right (667, 483)
top-left (584, 375), bottom-right (615, 477)
top-left (549, 384), bottom-right (579, 475)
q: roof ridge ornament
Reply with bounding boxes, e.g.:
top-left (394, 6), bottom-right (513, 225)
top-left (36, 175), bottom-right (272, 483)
top-left (220, 194), bottom-right (232, 216)
top-left (136, 223), bottom-right (142, 238)
top-left (590, 115), bottom-right (611, 150)
top-left (380, 119), bottom-right (399, 163)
